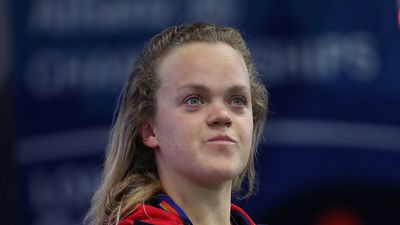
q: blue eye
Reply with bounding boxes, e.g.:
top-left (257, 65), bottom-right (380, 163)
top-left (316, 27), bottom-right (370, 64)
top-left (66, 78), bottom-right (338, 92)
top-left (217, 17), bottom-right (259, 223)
top-left (230, 97), bottom-right (246, 107)
top-left (184, 96), bottom-right (203, 105)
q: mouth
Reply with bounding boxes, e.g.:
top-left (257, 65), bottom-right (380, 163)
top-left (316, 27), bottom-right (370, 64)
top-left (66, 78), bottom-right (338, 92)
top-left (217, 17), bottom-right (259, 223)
top-left (206, 135), bottom-right (237, 144)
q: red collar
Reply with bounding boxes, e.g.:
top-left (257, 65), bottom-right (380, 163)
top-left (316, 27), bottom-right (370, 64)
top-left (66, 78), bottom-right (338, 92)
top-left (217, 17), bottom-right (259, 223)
top-left (118, 194), bottom-right (256, 225)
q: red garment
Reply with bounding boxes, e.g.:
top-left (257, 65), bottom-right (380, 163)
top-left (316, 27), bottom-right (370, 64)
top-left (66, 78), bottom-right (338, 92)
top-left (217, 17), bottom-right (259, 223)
top-left (118, 203), bottom-right (256, 225)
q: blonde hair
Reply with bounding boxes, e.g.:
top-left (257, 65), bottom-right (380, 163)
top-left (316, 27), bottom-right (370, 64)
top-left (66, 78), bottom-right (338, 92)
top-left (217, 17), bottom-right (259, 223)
top-left (85, 23), bottom-right (268, 225)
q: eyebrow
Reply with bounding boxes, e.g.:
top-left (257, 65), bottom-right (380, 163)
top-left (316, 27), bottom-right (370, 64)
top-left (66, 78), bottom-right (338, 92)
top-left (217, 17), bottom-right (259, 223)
top-left (178, 84), bottom-right (210, 93)
top-left (227, 85), bottom-right (251, 95)
top-left (177, 84), bottom-right (250, 94)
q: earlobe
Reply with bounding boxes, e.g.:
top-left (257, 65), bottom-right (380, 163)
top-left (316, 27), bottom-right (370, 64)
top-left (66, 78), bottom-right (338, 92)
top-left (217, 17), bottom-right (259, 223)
top-left (140, 122), bottom-right (159, 148)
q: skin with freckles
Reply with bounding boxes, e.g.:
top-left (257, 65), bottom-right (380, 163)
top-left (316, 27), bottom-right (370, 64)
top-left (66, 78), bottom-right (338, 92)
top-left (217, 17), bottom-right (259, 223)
top-left (141, 42), bottom-right (254, 193)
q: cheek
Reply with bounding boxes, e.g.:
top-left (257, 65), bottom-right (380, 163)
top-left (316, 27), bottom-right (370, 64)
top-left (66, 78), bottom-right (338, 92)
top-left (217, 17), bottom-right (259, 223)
top-left (242, 117), bottom-right (254, 163)
top-left (243, 116), bottom-right (254, 141)
top-left (154, 113), bottom-right (197, 150)
top-left (242, 118), bottom-right (254, 161)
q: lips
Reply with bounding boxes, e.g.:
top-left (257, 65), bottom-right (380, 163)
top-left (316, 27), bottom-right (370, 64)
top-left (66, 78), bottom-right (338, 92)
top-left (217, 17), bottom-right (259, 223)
top-left (207, 135), bottom-right (237, 144)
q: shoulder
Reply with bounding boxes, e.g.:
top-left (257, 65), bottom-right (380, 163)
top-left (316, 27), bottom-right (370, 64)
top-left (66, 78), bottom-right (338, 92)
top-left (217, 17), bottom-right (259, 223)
top-left (231, 204), bottom-right (257, 225)
top-left (118, 204), bottom-right (184, 225)
top-left (231, 204), bottom-right (269, 225)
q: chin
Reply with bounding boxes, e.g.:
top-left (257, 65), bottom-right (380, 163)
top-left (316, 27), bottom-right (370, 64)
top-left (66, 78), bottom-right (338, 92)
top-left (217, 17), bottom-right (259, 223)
top-left (210, 166), bottom-right (244, 182)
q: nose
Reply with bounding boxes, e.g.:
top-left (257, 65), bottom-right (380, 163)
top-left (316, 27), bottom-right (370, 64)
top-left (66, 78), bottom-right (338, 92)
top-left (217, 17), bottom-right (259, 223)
top-left (206, 103), bottom-right (232, 127)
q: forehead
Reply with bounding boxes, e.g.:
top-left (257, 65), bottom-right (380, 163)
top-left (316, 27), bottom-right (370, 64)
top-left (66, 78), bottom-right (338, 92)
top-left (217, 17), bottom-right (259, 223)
top-left (156, 42), bottom-right (249, 88)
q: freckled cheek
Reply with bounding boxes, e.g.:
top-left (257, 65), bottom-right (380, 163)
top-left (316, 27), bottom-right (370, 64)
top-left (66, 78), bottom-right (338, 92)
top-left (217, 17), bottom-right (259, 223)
top-left (162, 121), bottom-right (198, 150)
top-left (241, 115), bottom-right (254, 135)
top-left (242, 119), bottom-right (253, 161)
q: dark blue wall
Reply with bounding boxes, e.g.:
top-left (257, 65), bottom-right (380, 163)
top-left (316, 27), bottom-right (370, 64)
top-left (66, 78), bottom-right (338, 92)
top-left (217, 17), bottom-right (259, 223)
top-left (4, 0), bottom-right (400, 224)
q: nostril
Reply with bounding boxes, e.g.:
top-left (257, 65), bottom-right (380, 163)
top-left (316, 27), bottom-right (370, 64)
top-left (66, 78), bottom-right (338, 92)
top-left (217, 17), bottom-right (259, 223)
top-left (208, 114), bottom-right (232, 127)
top-left (206, 105), bottom-right (233, 127)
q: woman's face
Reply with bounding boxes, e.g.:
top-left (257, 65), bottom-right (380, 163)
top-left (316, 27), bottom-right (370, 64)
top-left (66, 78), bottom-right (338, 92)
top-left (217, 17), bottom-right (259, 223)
top-left (143, 42), bottom-right (253, 189)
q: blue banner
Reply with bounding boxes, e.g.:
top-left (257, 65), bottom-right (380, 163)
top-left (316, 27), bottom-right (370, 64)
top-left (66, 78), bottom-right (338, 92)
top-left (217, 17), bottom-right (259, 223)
top-left (8, 0), bottom-right (400, 224)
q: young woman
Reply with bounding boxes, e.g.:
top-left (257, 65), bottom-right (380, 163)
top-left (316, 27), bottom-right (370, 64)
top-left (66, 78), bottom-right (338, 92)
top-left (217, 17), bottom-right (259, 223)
top-left (85, 23), bottom-right (268, 225)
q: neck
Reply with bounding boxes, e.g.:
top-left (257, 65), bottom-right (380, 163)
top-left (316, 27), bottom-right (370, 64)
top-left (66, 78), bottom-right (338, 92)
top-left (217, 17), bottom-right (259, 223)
top-left (160, 175), bottom-right (233, 225)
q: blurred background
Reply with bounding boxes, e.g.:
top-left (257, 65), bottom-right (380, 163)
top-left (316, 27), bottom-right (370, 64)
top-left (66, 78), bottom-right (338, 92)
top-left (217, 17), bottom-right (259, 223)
top-left (1, 0), bottom-right (400, 225)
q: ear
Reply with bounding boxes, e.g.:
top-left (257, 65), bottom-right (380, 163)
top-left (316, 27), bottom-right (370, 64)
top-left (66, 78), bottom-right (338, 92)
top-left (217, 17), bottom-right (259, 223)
top-left (140, 121), bottom-right (159, 149)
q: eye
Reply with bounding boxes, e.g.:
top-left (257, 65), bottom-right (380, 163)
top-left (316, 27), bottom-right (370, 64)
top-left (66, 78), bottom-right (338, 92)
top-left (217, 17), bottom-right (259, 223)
top-left (230, 96), bottom-right (247, 107)
top-left (184, 95), bottom-right (203, 105)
